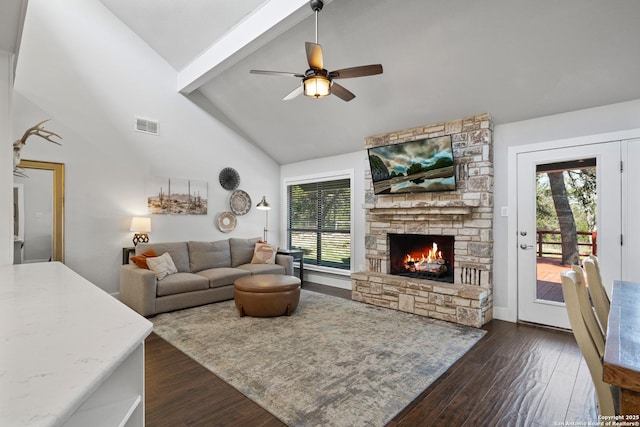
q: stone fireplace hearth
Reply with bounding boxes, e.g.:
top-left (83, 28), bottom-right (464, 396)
top-left (352, 114), bottom-right (493, 328)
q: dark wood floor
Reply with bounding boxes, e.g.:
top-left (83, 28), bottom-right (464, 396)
top-left (145, 283), bottom-right (597, 427)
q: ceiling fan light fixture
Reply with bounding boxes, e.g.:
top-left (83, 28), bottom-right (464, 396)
top-left (249, 0), bottom-right (382, 102)
top-left (303, 75), bottom-right (331, 98)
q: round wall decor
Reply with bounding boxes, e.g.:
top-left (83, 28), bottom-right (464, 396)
top-left (230, 189), bottom-right (251, 215)
top-left (219, 167), bottom-right (240, 191)
top-left (216, 211), bottom-right (237, 233)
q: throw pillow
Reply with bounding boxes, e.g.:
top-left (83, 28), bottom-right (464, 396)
top-left (136, 242), bottom-right (190, 273)
top-left (146, 252), bottom-right (178, 280)
top-left (130, 248), bottom-right (157, 269)
top-left (251, 242), bottom-right (278, 264)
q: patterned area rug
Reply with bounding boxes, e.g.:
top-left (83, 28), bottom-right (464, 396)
top-left (152, 290), bottom-right (486, 427)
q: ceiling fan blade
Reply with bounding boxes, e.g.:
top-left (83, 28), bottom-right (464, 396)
top-left (282, 85), bottom-right (303, 101)
top-left (331, 82), bottom-right (356, 102)
top-left (305, 42), bottom-right (324, 70)
top-left (329, 64), bottom-right (383, 79)
top-left (250, 70), bottom-right (304, 78)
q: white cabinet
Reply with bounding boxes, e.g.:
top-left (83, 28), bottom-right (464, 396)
top-left (64, 343), bottom-right (145, 427)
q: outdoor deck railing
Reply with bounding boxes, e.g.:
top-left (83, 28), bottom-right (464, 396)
top-left (536, 230), bottom-right (597, 258)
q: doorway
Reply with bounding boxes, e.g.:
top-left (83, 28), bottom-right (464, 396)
top-left (516, 142), bottom-right (621, 328)
top-left (13, 160), bottom-right (65, 263)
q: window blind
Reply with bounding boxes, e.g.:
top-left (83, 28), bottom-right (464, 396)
top-left (287, 178), bottom-right (351, 270)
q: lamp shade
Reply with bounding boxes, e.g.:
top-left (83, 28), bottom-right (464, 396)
top-left (256, 196), bottom-right (271, 210)
top-left (130, 217), bottom-right (151, 232)
top-left (303, 75), bottom-right (331, 98)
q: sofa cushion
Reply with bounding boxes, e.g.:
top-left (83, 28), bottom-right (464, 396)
top-left (156, 272), bottom-right (209, 297)
top-left (229, 237), bottom-right (261, 267)
top-left (251, 242), bottom-right (278, 264)
top-left (238, 263), bottom-right (286, 275)
top-left (188, 240), bottom-right (231, 272)
top-left (147, 252), bottom-right (178, 280)
top-left (130, 248), bottom-right (157, 269)
top-left (137, 242), bottom-right (191, 272)
top-left (196, 267), bottom-right (251, 288)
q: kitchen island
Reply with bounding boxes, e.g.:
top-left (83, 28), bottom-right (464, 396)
top-left (0, 262), bottom-right (153, 426)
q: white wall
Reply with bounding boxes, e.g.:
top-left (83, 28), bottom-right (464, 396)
top-left (280, 151), bottom-right (367, 289)
top-left (492, 99), bottom-right (640, 322)
top-left (11, 0), bottom-right (281, 294)
top-left (0, 51), bottom-right (13, 265)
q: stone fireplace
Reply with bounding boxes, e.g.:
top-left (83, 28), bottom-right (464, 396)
top-left (351, 113), bottom-right (493, 328)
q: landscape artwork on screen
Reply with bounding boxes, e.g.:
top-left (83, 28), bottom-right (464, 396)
top-left (368, 136), bottom-right (455, 194)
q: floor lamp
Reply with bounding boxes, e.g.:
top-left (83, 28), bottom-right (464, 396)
top-left (256, 196), bottom-right (271, 242)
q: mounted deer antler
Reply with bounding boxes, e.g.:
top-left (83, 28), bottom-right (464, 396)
top-left (13, 119), bottom-right (63, 176)
top-left (18, 119), bottom-right (62, 145)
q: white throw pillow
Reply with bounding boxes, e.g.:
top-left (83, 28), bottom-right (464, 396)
top-left (251, 242), bottom-right (278, 264)
top-left (146, 252), bottom-right (178, 280)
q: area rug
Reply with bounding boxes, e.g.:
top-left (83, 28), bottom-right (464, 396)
top-left (151, 290), bottom-right (486, 427)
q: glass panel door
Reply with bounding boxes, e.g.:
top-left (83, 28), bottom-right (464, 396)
top-left (517, 143), bottom-right (621, 328)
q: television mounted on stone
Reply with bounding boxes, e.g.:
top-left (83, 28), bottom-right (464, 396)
top-left (367, 135), bottom-right (455, 195)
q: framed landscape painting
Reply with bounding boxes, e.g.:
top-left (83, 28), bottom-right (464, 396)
top-left (147, 177), bottom-right (208, 215)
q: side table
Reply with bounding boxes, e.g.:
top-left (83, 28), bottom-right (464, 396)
top-left (277, 248), bottom-right (304, 284)
top-left (122, 247), bottom-right (135, 265)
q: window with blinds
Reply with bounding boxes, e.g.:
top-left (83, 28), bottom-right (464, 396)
top-left (287, 178), bottom-right (351, 270)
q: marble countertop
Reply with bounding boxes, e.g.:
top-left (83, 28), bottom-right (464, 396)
top-left (0, 262), bottom-right (153, 427)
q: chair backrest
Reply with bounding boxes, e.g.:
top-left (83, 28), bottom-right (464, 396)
top-left (561, 269), bottom-right (616, 416)
top-left (583, 255), bottom-right (610, 334)
top-left (570, 265), bottom-right (606, 356)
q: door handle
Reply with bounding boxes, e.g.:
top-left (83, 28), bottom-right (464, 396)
top-left (520, 244), bottom-right (534, 250)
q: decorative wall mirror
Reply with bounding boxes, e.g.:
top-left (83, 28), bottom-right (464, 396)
top-left (13, 160), bottom-right (65, 263)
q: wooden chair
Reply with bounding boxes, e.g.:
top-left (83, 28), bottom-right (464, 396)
top-left (582, 255), bottom-right (610, 334)
top-left (561, 268), bottom-right (616, 416)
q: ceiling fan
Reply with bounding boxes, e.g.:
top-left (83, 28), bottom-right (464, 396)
top-left (250, 0), bottom-right (383, 102)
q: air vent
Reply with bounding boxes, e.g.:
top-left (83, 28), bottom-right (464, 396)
top-left (135, 117), bottom-right (159, 135)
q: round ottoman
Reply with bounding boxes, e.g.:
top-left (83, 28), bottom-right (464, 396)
top-left (234, 274), bottom-right (301, 317)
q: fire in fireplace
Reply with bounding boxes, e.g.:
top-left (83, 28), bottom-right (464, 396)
top-left (388, 234), bottom-right (454, 282)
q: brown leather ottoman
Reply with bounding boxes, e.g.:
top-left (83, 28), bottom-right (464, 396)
top-left (234, 274), bottom-right (301, 317)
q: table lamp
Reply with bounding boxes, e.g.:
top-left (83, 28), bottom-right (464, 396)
top-left (130, 217), bottom-right (151, 245)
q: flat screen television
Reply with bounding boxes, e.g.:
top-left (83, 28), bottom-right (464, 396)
top-left (367, 135), bottom-right (455, 195)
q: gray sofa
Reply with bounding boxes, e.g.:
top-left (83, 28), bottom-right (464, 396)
top-left (119, 237), bottom-right (293, 316)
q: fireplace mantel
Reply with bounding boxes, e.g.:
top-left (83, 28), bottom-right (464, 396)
top-left (366, 199), bottom-right (480, 216)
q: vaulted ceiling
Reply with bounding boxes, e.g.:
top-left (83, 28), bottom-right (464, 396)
top-left (17, 1), bottom-right (640, 164)
top-left (1, 0), bottom-right (27, 58)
